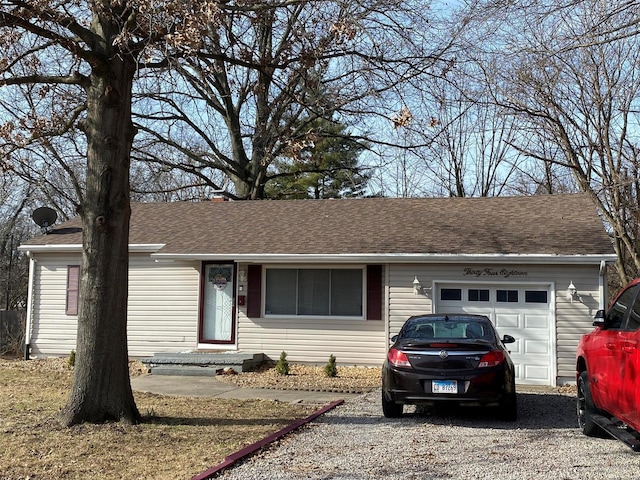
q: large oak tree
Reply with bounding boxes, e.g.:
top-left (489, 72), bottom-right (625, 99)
top-left (0, 0), bottom-right (228, 426)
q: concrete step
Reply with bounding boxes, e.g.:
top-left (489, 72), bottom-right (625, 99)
top-left (149, 365), bottom-right (219, 377)
top-left (141, 352), bottom-right (265, 376)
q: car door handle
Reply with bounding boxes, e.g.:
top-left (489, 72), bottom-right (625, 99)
top-left (623, 344), bottom-right (636, 354)
top-left (606, 343), bottom-right (616, 350)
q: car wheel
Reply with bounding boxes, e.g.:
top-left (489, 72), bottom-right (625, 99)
top-left (577, 371), bottom-right (603, 437)
top-left (497, 392), bottom-right (517, 421)
top-left (382, 391), bottom-right (403, 418)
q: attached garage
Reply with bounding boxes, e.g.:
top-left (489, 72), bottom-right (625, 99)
top-left (387, 260), bottom-right (612, 387)
top-left (434, 282), bottom-right (554, 385)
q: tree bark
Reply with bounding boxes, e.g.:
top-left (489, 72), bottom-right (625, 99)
top-left (60, 49), bottom-right (140, 426)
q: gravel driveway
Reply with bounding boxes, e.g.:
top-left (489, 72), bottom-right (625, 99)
top-left (217, 388), bottom-right (639, 479)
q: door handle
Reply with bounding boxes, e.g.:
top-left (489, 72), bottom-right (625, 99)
top-left (606, 343), bottom-right (616, 350)
top-left (623, 344), bottom-right (636, 354)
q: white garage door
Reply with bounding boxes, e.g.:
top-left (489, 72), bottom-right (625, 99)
top-left (435, 284), bottom-right (553, 386)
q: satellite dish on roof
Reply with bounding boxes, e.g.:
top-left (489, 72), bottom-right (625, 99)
top-left (32, 207), bottom-right (58, 234)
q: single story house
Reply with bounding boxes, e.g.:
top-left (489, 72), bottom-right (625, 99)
top-left (19, 193), bottom-right (615, 386)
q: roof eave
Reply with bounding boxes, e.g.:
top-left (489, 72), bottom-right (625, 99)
top-left (19, 244), bottom-right (166, 254)
top-left (149, 252), bottom-right (618, 264)
top-left (17, 244), bottom-right (617, 264)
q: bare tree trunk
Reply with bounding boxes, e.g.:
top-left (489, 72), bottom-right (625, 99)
top-left (60, 53), bottom-right (140, 426)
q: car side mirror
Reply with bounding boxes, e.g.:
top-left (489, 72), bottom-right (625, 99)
top-left (502, 334), bottom-right (516, 344)
top-left (593, 309), bottom-right (606, 327)
top-left (390, 335), bottom-right (398, 343)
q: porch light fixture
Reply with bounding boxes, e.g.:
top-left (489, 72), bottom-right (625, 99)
top-left (413, 276), bottom-right (422, 296)
top-left (566, 281), bottom-right (581, 303)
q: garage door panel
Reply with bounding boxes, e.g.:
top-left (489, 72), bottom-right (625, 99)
top-left (525, 314), bottom-right (549, 329)
top-left (507, 339), bottom-right (523, 355)
top-left (524, 365), bottom-right (551, 384)
top-left (524, 338), bottom-right (549, 354)
top-left (435, 283), bottom-right (552, 385)
top-left (495, 313), bottom-right (519, 330)
top-left (513, 363), bottom-right (521, 379)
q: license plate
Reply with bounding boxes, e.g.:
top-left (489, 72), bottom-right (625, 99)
top-left (432, 380), bottom-right (457, 394)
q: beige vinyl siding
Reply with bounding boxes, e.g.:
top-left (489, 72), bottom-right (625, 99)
top-left (126, 255), bottom-right (200, 356)
top-left (553, 264), bottom-right (603, 381)
top-left (236, 263), bottom-right (387, 365)
top-left (28, 254), bottom-right (82, 356)
top-left (237, 313), bottom-right (386, 365)
top-left (29, 253), bottom-right (201, 357)
top-left (388, 267), bottom-right (434, 340)
top-left (387, 263), bottom-right (602, 385)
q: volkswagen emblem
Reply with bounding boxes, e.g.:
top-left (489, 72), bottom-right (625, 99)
top-left (439, 350), bottom-right (449, 359)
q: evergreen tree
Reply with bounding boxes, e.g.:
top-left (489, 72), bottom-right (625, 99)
top-left (266, 119), bottom-right (370, 199)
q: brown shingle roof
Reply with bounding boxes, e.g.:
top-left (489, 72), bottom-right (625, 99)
top-left (23, 194), bottom-right (613, 256)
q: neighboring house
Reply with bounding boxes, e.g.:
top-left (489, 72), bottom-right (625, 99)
top-left (19, 194), bottom-right (615, 386)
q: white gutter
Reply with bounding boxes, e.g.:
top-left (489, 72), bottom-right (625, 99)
top-left (17, 242), bottom-right (615, 266)
top-left (149, 252), bottom-right (618, 265)
top-left (17, 244), bottom-right (165, 253)
top-left (24, 253), bottom-right (36, 360)
top-left (598, 260), bottom-right (607, 310)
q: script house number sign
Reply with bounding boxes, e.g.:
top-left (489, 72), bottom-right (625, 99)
top-left (463, 268), bottom-right (528, 279)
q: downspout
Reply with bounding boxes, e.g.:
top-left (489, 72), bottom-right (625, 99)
top-left (24, 252), bottom-right (36, 360)
top-left (598, 260), bottom-right (607, 311)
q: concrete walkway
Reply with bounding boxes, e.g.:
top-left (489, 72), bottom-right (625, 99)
top-left (131, 374), bottom-right (361, 404)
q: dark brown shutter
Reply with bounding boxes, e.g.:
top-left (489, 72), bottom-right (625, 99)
top-left (366, 265), bottom-right (382, 320)
top-left (66, 265), bottom-right (80, 316)
top-left (246, 264), bottom-right (262, 318)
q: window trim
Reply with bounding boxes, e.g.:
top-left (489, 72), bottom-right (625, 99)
top-left (440, 288), bottom-right (462, 301)
top-left (497, 289), bottom-right (519, 303)
top-left (263, 265), bottom-right (366, 320)
top-left (525, 290), bottom-right (548, 304)
top-left (434, 282), bottom-right (552, 308)
top-left (468, 288), bottom-right (490, 302)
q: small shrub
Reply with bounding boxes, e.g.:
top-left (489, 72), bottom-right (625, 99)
top-left (324, 354), bottom-right (338, 378)
top-left (68, 350), bottom-right (76, 368)
top-left (275, 351), bottom-right (289, 375)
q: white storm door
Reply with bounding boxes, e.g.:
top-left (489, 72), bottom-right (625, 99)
top-left (201, 263), bottom-right (235, 343)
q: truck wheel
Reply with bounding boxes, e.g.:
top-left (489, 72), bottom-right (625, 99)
top-left (577, 371), bottom-right (603, 437)
top-left (382, 391), bottom-right (403, 418)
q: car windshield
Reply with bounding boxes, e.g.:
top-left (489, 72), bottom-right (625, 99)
top-left (401, 319), bottom-right (493, 341)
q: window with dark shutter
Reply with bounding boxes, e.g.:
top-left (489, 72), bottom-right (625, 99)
top-left (264, 267), bottom-right (364, 317)
top-left (366, 265), bottom-right (383, 320)
top-left (246, 264), bottom-right (262, 318)
top-left (66, 265), bottom-right (80, 316)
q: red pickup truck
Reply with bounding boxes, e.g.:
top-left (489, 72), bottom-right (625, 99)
top-left (576, 278), bottom-right (640, 451)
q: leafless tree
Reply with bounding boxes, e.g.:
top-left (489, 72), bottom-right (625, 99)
top-left (132, 0), bottom-right (458, 199)
top-left (416, 72), bottom-right (523, 198)
top-left (0, 177), bottom-right (31, 311)
top-left (464, 0), bottom-right (640, 281)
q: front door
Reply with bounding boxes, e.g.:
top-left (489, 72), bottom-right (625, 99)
top-left (200, 263), bottom-right (236, 344)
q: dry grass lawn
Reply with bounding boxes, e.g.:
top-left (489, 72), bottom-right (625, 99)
top-left (0, 358), bottom-right (320, 480)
